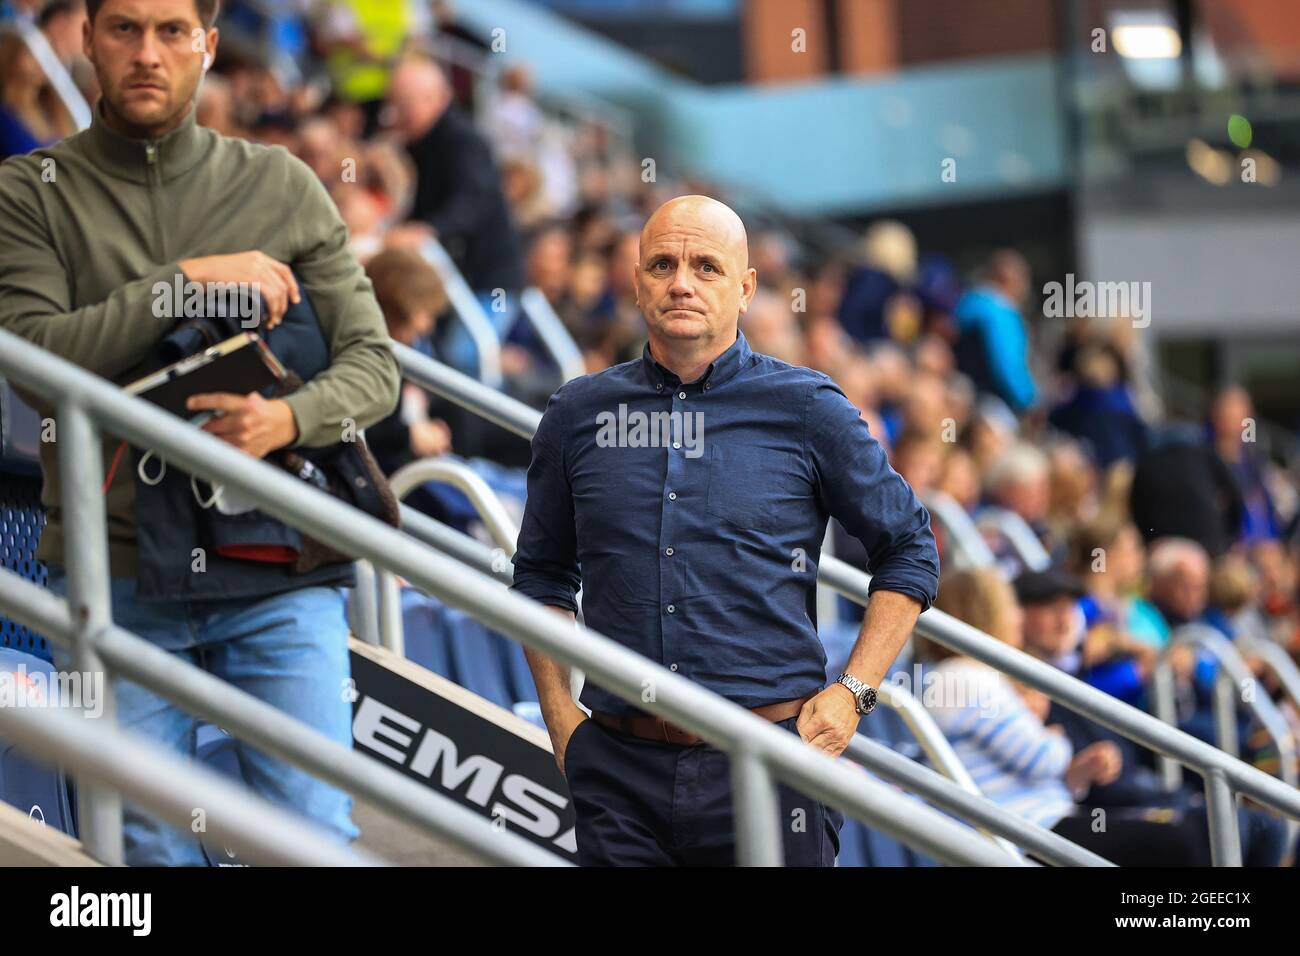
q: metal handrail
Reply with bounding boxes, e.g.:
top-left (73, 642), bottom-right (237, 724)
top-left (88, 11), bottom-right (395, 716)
top-left (373, 457), bottom-right (521, 655)
top-left (348, 557), bottom-right (382, 644)
top-left (920, 491), bottom-right (996, 569)
top-left (420, 237), bottom-right (503, 388)
top-left (819, 557), bottom-right (1300, 867)
top-left (392, 504), bottom-right (1116, 865)
top-left (974, 506), bottom-right (1052, 572)
top-left (873, 681), bottom-right (1025, 862)
top-left (400, 502), bottom-right (514, 584)
top-left (0, 691), bottom-right (378, 867)
top-left (379, 459), bottom-right (1042, 862)
top-left (1236, 632), bottom-right (1300, 717)
top-left (877, 681), bottom-right (984, 797)
top-left (376, 505), bottom-right (1100, 866)
top-left (14, 19), bottom-right (92, 131)
top-left (0, 328), bottom-right (1012, 867)
top-left (817, 524), bottom-right (841, 629)
top-left (841, 737), bottom-right (1111, 867)
top-left (386, 347), bottom-right (1300, 862)
top-left (0, 558), bottom-right (560, 868)
top-left (520, 287), bottom-right (587, 384)
top-left (396, 340), bottom-right (540, 439)
top-left (390, 458), bottom-right (519, 555)
top-left (1152, 624), bottom-right (1300, 795)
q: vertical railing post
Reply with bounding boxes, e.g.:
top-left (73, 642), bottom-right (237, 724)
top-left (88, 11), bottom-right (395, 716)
top-left (376, 566), bottom-right (406, 658)
top-left (1203, 768), bottom-right (1243, 867)
top-left (57, 402), bottom-right (123, 864)
top-left (349, 559), bottom-right (380, 646)
top-left (1212, 671), bottom-right (1240, 758)
top-left (731, 748), bottom-right (784, 867)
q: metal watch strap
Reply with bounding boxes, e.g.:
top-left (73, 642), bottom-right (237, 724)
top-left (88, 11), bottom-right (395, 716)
top-left (836, 673), bottom-right (872, 714)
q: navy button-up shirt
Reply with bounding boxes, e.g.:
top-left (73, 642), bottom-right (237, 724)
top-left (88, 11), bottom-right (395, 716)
top-left (511, 330), bottom-right (939, 716)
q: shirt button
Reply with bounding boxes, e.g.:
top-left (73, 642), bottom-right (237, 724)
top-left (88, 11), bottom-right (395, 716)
top-left (672, 441), bottom-right (681, 449)
top-left (670, 663), bottom-right (678, 672)
top-left (656, 383), bottom-right (663, 390)
top-left (666, 604), bottom-right (675, 614)
top-left (665, 547), bottom-right (674, 556)
top-left (678, 391), bottom-right (686, 399)
top-left (668, 492), bottom-right (677, 500)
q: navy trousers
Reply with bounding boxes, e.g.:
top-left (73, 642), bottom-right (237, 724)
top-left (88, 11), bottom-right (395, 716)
top-left (564, 715), bottom-right (843, 866)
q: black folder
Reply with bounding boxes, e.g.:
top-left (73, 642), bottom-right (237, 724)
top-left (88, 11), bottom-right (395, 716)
top-left (124, 332), bottom-right (288, 418)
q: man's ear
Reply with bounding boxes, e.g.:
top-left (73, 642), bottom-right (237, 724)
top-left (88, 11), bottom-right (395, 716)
top-left (81, 14), bottom-right (94, 66)
top-left (738, 266), bottom-right (758, 313)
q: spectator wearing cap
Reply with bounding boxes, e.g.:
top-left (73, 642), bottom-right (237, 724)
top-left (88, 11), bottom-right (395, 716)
top-left (924, 569), bottom-right (1223, 865)
top-left (1017, 565), bottom-right (1151, 710)
top-left (1018, 566), bottom-right (1290, 866)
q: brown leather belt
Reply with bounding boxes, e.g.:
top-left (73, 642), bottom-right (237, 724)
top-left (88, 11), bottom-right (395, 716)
top-left (592, 695), bottom-right (813, 747)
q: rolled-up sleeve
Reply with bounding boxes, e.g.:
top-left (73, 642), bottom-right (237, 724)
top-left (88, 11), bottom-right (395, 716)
top-left (805, 379), bottom-right (940, 610)
top-left (510, 384), bottom-right (581, 612)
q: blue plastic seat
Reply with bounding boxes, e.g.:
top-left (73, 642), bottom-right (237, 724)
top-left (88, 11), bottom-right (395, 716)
top-left (443, 607), bottom-right (517, 710)
top-left (401, 588), bottom-right (538, 711)
top-left (400, 587), bottom-right (456, 679)
top-left (195, 723), bottom-right (246, 866)
top-left (0, 648), bottom-right (77, 837)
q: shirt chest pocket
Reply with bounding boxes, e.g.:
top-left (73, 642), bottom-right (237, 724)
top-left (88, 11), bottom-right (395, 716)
top-left (705, 444), bottom-right (803, 534)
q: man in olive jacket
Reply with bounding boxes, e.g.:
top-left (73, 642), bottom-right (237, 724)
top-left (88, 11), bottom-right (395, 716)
top-left (0, 0), bottom-right (399, 863)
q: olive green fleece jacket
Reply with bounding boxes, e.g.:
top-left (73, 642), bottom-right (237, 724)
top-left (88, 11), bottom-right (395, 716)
top-left (0, 100), bottom-right (401, 577)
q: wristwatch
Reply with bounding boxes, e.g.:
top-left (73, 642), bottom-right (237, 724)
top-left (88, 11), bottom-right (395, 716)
top-left (835, 673), bottom-right (878, 716)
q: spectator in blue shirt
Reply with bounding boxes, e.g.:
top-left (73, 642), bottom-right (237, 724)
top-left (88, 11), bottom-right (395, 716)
top-left (954, 249), bottom-right (1038, 413)
top-left (511, 195), bottom-right (939, 866)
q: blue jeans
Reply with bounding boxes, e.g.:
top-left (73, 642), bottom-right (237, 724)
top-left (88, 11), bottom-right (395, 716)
top-left (46, 569), bottom-right (358, 865)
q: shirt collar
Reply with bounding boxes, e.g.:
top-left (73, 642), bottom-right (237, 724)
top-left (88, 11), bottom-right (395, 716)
top-left (81, 98), bottom-right (210, 186)
top-left (641, 328), bottom-right (752, 392)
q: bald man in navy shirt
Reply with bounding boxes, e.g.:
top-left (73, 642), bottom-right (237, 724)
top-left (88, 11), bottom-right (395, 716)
top-left (512, 196), bottom-right (939, 866)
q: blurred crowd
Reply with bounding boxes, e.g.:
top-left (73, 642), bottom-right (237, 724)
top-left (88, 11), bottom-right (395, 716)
top-left (4, 0), bottom-right (1300, 864)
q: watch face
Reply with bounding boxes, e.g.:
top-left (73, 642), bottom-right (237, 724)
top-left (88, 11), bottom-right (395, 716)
top-left (859, 686), bottom-right (878, 714)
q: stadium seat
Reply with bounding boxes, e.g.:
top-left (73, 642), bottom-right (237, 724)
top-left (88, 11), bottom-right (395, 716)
top-left (195, 723), bottom-right (246, 867)
top-left (399, 587), bottom-right (456, 679)
top-left (443, 607), bottom-right (517, 711)
top-left (0, 647), bottom-right (77, 837)
top-left (401, 587), bottom-right (536, 712)
top-left (0, 468), bottom-right (52, 664)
